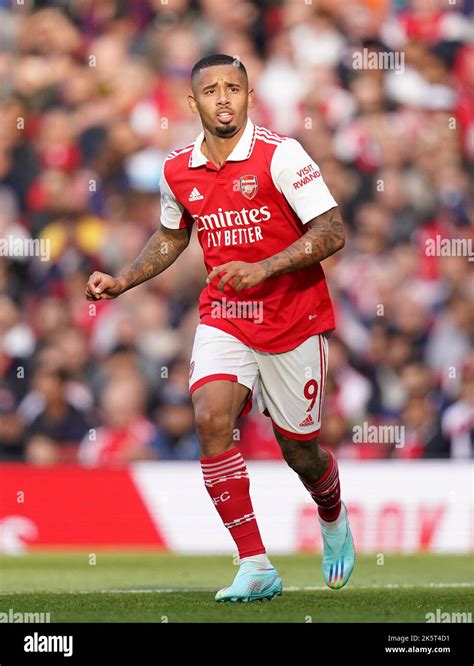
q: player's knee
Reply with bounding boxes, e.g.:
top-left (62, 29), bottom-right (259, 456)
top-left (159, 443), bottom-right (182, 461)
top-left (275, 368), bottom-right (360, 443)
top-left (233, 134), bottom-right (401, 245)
top-left (275, 433), bottom-right (321, 474)
top-left (194, 406), bottom-right (233, 442)
top-left (281, 443), bottom-right (307, 473)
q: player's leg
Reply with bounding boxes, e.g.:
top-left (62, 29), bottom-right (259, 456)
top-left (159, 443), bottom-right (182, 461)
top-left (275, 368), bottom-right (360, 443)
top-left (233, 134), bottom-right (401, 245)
top-left (189, 324), bottom-right (282, 602)
top-left (254, 333), bottom-right (355, 589)
top-left (273, 428), bottom-right (354, 588)
top-left (193, 379), bottom-right (266, 562)
top-left (192, 378), bottom-right (249, 457)
top-left (271, 433), bottom-right (341, 523)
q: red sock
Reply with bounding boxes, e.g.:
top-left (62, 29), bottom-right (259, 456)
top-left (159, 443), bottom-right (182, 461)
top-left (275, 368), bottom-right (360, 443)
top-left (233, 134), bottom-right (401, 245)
top-left (299, 446), bottom-right (342, 522)
top-left (200, 447), bottom-right (266, 559)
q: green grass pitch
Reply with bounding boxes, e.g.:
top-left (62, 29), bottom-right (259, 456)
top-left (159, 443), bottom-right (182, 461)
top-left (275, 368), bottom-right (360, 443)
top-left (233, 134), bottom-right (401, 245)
top-left (0, 552), bottom-right (472, 623)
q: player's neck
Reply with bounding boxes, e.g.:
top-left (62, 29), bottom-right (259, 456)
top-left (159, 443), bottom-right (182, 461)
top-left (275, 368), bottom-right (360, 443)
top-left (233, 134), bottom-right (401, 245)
top-left (201, 122), bottom-right (247, 169)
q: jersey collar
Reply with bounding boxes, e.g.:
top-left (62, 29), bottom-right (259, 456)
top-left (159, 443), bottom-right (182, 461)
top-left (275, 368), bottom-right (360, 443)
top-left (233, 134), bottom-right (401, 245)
top-left (189, 118), bottom-right (256, 168)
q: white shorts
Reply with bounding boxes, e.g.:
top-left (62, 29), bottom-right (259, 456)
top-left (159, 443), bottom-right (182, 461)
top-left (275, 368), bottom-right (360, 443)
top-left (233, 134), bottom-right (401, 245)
top-left (189, 323), bottom-right (329, 440)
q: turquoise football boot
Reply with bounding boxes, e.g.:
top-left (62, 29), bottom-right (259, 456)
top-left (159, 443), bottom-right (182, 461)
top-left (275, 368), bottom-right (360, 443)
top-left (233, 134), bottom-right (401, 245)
top-left (320, 502), bottom-right (355, 589)
top-left (215, 560), bottom-right (283, 603)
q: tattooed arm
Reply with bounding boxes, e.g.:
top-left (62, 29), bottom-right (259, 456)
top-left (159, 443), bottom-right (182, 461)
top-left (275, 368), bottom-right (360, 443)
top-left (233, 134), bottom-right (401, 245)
top-left (117, 224), bottom-right (192, 292)
top-left (85, 224), bottom-right (191, 300)
top-left (259, 206), bottom-right (345, 279)
top-left (206, 206), bottom-right (345, 293)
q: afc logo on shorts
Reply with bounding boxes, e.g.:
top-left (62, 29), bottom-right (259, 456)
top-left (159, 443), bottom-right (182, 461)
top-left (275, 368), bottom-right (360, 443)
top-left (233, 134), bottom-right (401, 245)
top-left (239, 175), bottom-right (258, 200)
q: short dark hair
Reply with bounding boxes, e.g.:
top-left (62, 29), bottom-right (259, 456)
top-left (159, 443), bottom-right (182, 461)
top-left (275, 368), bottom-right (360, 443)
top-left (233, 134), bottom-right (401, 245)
top-left (191, 54), bottom-right (248, 83)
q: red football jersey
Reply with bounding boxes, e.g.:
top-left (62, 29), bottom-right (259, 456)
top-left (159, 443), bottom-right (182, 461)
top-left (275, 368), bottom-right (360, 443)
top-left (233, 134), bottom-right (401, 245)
top-left (160, 120), bottom-right (338, 353)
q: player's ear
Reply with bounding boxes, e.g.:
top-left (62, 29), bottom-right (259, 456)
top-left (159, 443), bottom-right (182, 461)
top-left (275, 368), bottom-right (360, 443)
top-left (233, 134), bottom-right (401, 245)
top-left (247, 88), bottom-right (255, 109)
top-left (188, 94), bottom-right (198, 114)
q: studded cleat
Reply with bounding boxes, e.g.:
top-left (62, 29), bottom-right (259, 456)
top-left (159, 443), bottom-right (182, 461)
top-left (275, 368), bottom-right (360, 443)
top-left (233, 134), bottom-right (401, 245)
top-left (320, 502), bottom-right (355, 590)
top-left (215, 560), bottom-right (283, 603)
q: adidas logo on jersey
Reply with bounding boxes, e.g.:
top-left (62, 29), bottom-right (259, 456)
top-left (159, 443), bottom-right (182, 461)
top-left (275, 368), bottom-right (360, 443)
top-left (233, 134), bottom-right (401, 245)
top-left (189, 187), bottom-right (204, 201)
top-left (299, 413), bottom-right (315, 428)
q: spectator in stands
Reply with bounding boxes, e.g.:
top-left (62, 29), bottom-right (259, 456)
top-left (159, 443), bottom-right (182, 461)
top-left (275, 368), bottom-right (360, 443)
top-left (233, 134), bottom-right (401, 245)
top-left (78, 373), bottom-right (156, 466)
top-left (24, 368), bottom-right (90, 464)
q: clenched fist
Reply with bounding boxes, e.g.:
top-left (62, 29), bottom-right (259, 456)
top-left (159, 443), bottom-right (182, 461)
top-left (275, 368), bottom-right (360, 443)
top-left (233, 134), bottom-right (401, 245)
top-left (85, 272), bottom-right (125, 301)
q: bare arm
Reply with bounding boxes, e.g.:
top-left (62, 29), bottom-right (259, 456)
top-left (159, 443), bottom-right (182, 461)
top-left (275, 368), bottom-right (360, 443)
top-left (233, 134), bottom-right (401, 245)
top-left (206, 206), bottom-right (345, 292)
top-left (258, 206), bottom-right (345, 279)
top-left (117, 224), bottom-right (191, 293)
top-left (85, 224), bottom-right (191, 300)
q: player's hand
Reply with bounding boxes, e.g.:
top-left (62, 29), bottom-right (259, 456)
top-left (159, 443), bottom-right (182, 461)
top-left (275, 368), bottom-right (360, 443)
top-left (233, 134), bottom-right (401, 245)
top-left (206, 261), bottom-right (267, 292)
top-left (85, 272), bottom-right (125, 300)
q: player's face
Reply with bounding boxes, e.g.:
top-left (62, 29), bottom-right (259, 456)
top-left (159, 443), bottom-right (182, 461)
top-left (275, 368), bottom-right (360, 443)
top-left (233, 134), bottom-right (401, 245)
top-left (188, 65), bottom-right (253, 138)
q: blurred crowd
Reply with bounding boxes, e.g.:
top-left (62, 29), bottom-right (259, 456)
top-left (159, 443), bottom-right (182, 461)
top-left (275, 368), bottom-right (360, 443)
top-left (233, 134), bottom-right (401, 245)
top-left (0, 0), bottom-right (473, 465)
